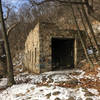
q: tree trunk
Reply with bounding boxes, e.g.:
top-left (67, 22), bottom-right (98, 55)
top-left (69, 1), bottom-right (94, 68)
top-left (77, 6), bottom-right (98, 62)
top-left (0, 0), bottom-right (15, 86)
top-left (81, 2), bottom-right (100, 56)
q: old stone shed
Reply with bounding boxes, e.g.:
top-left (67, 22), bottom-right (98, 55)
top-left (24, 22), bottom-right (85, 73)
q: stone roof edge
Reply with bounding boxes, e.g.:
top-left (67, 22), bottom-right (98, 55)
top-left (35, 21), bottom-right (85, 33)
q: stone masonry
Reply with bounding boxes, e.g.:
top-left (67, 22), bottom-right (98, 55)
top-left (24, 22), bottom-right (86, 73)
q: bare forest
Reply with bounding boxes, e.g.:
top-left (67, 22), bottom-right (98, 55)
top-left (0, 0), bottom-right (100, 100)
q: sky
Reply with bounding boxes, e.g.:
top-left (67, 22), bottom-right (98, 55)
top-left (2, 0), bottom-right (30, 17)
top-left (3, 0), bottom-right (29, 8)
top-left (2, 0), bottom-right (44, 12)
top-left (2, 0), bottom-right (44, 7)
top-left (2, 0), bottom-right (44, 20)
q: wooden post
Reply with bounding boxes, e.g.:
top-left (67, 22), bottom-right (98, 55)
top-left (74, 35), bottom-right (77, 67)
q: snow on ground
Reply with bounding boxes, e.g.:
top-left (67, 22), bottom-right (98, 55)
top-left (0, 84), bottom-right (86, 100)
top-left (0, 68), bottom-right (100, 100)
top-left (0, 78), bottom-right (7, 88)
top-left (1, 84), bottom-right (98, 100)
top-left (88, 89), bottom-right (99, 96)
top-left (13, 53), bottom-right (24, 67)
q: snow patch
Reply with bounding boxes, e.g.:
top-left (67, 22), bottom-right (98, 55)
top-left (0, 78), bottom-right (7, 88)
top-left (0, 69), bottom-right (100, 100)
top-left (88, 88), bottom-right (99, 95)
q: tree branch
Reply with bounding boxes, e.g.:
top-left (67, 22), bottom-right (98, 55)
top-left (89, 11), bottom-right (100, 22)
top-left (85, 0), bottom-right (100, 22)
top-left (7, 23), bottom-right (18, 37)
top-left (3, 6), bottom-right (11, 21)
top-left (29, 0), bottom-right (87, 6)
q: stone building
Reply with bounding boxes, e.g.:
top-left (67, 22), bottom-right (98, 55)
top-left (24, 22), bottom-right (85, 73)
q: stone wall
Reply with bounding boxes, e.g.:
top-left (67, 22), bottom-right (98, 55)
top-left (24, 23), bottom-right (40, 73)
top-left (39, 22), bottom-right (85, 72)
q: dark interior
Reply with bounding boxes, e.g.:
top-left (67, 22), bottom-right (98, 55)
top-left (52, 38), bottom-right (74, 70)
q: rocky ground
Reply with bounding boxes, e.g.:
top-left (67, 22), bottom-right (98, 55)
top-left (0, 61), bottom-right (100, 100)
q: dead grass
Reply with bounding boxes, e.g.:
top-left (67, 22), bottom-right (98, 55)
top-left (79, 78), bottom-right (100, 95)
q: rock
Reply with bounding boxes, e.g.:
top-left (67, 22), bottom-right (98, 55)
top-left (42, 76), bottom-right (47, 82)
top-left (83, 88), bottom-right (95, 97)
top-left (26, 97), bottom-right (31, 99)
top-left (52, 91), bottom-right (60, 95)
top-left (45, 93), bottom-right (51, 99)
top-left (85, 91), bottom-right (95, 96)
top-left (48, 78), bottom-right (53, 83)
top-left (70, 72), bottom-right (81, 76)
top-left (68, 78), bottom-right (78, 85)
top-left (16, 93), bottom-right (25, 97)
top-left (39, 89), bottom-right (43, 91)
top-left (48, 75), bottom-right (54, 83)
top-left (26, 89), bottom-right (30, 93)
top-left (55, 97), bottom-right (61, 100)
top-left (30, 87), bottom-right (34, 90)
top-left (67, 97), bottom-right (75, 100)
top-left (85, 98), bottom-right (93, 100)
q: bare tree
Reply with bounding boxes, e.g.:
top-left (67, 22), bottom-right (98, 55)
top-left (0, 0), bottom-right (15, 86)
top-left (84, 0), bottom-right (100, 22)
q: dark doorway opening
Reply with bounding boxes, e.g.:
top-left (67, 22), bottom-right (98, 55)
top-left (52, 38), bottom-right (74, 70)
